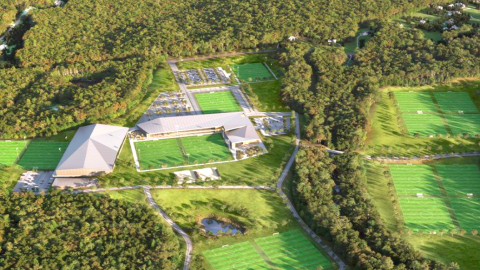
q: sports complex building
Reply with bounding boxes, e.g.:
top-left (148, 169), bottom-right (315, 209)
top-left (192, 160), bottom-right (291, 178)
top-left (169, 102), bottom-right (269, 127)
top-left (136, 112), bottom-right (262, 150)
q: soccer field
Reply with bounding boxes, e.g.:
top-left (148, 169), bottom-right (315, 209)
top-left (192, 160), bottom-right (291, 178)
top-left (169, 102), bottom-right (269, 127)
top-left (17, 141), bottom-right (69, 170)
top-left (402, 114), bottom-right (447, 136)
top-left (135, 134), bottom-right (232, 170)
top-left (444, 114), bottom-right (480, 135)
top-left (398, 197), bottom-right (455, 232)
top-left (194, 91), bottom-right (242, 114)
top-left (255, 230), bottom-right (333, 270)
top-left (436, 165), bottom-right (480, 196)
top-left (232, 63), bottom-right (274, 82)
top-left (395, 92), bottom-right (437, 112)
top-left (389, 165), bottom-right (441, 196)
top-left (450, 198), bottom-right (480, 231)
top-left (204, 242), bottom-right (270, 270)
top-left (433, 92), bottom-right (478, 113)
top-left (0, 140), bottom-right (28, 166)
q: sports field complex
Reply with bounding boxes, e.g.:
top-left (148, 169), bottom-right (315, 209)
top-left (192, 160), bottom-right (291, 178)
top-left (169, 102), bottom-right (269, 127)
top-left (194, 91), bottom-right (242, 114)
top-left (203, 230), bottom-right (333, 270)
top-left (389, 164), bottom-right (480, 232)
top-left (394, 91), bottom-right (480, 136)
top-left (232, 63), bottom-right (275, 82)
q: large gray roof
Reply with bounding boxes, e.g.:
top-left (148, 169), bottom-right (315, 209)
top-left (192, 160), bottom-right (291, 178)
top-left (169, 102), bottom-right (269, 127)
top-left (138, 112), bottom-right (251, 134)
top-left (55, 124), bottom-right (128, 172)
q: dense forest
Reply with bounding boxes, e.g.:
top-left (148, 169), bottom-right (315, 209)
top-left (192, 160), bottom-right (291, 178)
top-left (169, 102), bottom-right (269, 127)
top-left (0, 192), bottom-right (181, 269)
top-left (0, 0), bottom-right (448, 138)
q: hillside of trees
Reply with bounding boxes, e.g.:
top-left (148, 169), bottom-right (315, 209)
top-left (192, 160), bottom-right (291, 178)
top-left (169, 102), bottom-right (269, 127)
top-left (0, 192), bottom-right (181, 269)
top-left (0, 0), bottom-right (448, 138)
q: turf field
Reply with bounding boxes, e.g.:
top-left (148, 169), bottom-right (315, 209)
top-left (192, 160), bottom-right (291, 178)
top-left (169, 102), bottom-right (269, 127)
top-left (0, 140), bottom-right (28, 166)
top-left (433, 92), bottom-right (478, 113)
top-left (398, 197), bottom-right (455, 232)
top-left (134, 138), bottom-right (185, 169)
top-left (194, 91), bottom-right (242, 114)
top-left (254, 230), bottom-right (333, 270)
top-left (395, 92), bottom-right (437, 112)
top-left (390, 165), bottom-right (441, 196)
top-left (135, 133), bottom-right (232, 169)
top-left (232, 63), bottom-right (274, 82)
top-left (204, 242), bottom-right (270, 270)
top-left (450, 198), bottom-right (480, 231)
top-left (181, 134), bottom-right (232, 164)
top-left (436, 165), bottom-right (480, 196)
top-left (444, 114), bottom-right (480, 135)
top-left (17, 141), bottom-right (69, 170)
top-left (402, 113), bottom-right (447, 136)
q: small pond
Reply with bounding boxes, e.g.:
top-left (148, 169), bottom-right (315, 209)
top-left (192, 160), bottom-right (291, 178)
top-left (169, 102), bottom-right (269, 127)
top-left (201, 218), bottom-right (244, 235)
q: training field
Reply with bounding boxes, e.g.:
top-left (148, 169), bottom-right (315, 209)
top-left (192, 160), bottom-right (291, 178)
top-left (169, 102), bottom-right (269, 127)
top-left (444, 114), bottom-right (480, 135)
top-left (450, 198), bottom-right (480, 231)
top-left (194, 91), bottom-right (242, 114)
top-left (390, 165), bottom-right (440, 196)
top-left (0, 140), bottom-right (27, 166)
top-left (436, 165), bottom-right (480, 196)
top-left (17, 141), bottom-right (69, 170)
top-left (135, 138), bottom-right (185, 169)
top-left (433, 92), bottom-right (478, 113)
top-left (255, 230), bottom-right (332, 270)
top-left (181, 134), bottom-right (232, 164)
top-left (232, 63), bottom-right (274, 82)
top-left (398, 197), bottom-right (455, 231)
top-left (135, 134), bottom-right (232, 169)
top-left (395, 92), bottom-right (437, 112)
top-left (204, 242), bottom-right (270, 270)
top-left (402, 114), bottom-right (447, 136)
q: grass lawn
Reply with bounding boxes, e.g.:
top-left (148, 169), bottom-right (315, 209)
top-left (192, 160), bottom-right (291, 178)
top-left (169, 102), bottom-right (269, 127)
top-left (194, 91), bottom-right (242, 114)
top-left (108, 63), bottom-right (180, 127)
top-left (232, 63), bottom-right (274, 82)
top-left (394, 92), bottom-right (437, 112)
top-left (364, 83), bottom-right (480, 156)
top-left (391, 9), bottom-right (443, 42)
top-left (247, 80), bottom-right (289, 112)
top-left (134, 133), bottom-right (232, 170)
top-left (101, 189), bottom-right (148, 206)
top-left (176, 54), bottom-right (272, 71)
top-left (402, 113), bottom-right (447, 136)
top-left (101, 135), bottom-right (294, 188)
top-left (343, 28), bottom-right (371, 54)
top-left (389, 165), bottom-right (441, 195)
top-left (444, 114), bottom-right (480, 135)
top-left (406, 234), bottom-right (480, 270)
top-left (203, 241), bottom-right (269, 270)
top-left (464, 5), bottom-right (480, 24)
top-left (398, 197), bottom-right (455, 232)
top-left (17, 141), bottom-right (70, 170)
top-left (0, 140), bottom-right (28, 166)
top-left (150, 189), bottom-right (334, 270)
top-left (436, 165), bottom-right (480, 196)
top-left (433, 92), bottom-right (478, 113)
top-left (450, 198), bottom-right (480, 231)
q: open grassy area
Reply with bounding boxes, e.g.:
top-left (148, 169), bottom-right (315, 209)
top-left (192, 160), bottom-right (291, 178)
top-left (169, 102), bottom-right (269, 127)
top-left (101, 189), bottom-right (148, 206)
top-left (194, 91), bottom-right (242, 114)
top-left (232, 63), bottom-right (274, 82)
top-left (247, 80), bottom-right (289, 112)
top-left (445, 114), bottom-right (480, 135)
top-left (343, 28), bottom-right (371, 54)
top-left (395, 92), bottom-right (437, 112)
top-left (433, 92), bottom-right (478, 113)
top-left (17, 141), bottom-right (70, 170)
top-left (398, 197), bottom-right (455, 232)
top-left (176, 54), bottom-right (272, 71)
top-left (402, 114), bottom-right (447, 136)
top-left (150, 189), bottom-right (334, 270)
top-left (391, 9), bottom-right (443, 42)
top-left (203, 241), bottom-right (269, 270)
top-left (0, 140), bottom-right (28, 166)
top-left (436, 165), bottom-right (480, 196)
top-left (364, 82), bottom-right (480, 156)
top-left (464, 5), bottom-right (480, 24)
top-left (389, 165), bottom-right (440, 195)
top-left (135, 133), bottom-right (232, 170)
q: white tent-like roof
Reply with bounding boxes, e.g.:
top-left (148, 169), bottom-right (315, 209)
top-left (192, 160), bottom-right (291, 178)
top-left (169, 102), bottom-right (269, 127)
top-left (54, 124), bottom-right (128, 177)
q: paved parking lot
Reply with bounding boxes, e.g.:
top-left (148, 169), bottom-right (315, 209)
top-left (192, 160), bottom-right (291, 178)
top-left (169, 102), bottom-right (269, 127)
top-left (13, 171), bottom-right (54, 193)
top-left (174, 68), bottom-right (231, 86)
top-left (254, 116), bottom-right (290, 136)
top-left (137, 91), bottom-right (193, 124)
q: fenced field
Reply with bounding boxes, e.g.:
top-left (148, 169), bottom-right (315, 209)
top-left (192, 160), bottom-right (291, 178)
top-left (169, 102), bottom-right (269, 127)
top-left (194, 91), bottom-right (242, 114)
top-left (0, 140), bottom-right (28, 166)
top-left (17, 141), bottom-right (69, 170)
top-left (232, 63), bottom-right (274, 82)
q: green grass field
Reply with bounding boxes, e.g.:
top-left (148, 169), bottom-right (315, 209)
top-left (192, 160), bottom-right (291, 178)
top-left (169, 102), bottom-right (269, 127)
top-left (343, 28), bottom-right (371, 54)
top-left (436, 165), bottom-right (480, 196)
top-left (464, 5), bottom-right (480, 24)
top-left (254, 230), bottom-right (333, 270)
top-left (450, 198), bottom-right (480, 231)
top-left (181, 134), bottom-right (232, 164)
top-left (402, 114), bottom-right (447, 136)
top-left (445, 114), bottom-right (480, 135)
top-left (232, 63), bottom-right (274, 82)
top-left (0, 140), bottom-right (28, 166)
top-left (390, 165), bottom-right (441, 196)
top-left (395, 92), bottom-right (437, 112)
top-left (17, 141), bottom-right (69, 170)
top-left (135, 133), bottom-right (232, 169)
top-left (204, 242), bottom-right (269, 270)
top-left (194, 91), bottom-right (242, 114)
top-left (433, 92), bottom-right (478, 113)
top-left (247, 80), bottom-right (289, 112)
top-left (399, 197), bottom-right (455, 232)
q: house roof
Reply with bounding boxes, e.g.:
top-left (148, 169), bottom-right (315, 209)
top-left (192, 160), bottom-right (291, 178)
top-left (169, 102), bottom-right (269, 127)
top-left (55, 124), bottom-right (128, 172)
top-left (138, 112), bottom-right (251, 134)
top-left (225, 124), bottom-right (261, 143)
